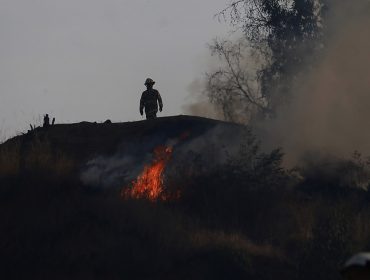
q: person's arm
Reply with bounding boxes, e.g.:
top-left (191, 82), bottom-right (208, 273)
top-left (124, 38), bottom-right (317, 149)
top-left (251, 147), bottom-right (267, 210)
top-left (157, 91), bottom-right (163, 112)
top-left (140, 94), bottom-right (145, 115)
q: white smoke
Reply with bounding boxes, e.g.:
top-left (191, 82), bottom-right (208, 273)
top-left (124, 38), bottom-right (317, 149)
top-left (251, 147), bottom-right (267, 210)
top-left (80, 124), bottom-right (246, 188)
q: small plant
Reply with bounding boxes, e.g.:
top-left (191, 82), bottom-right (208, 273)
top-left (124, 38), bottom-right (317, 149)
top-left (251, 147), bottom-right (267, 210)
top-left (0, 139), bottom-right (20, 176)
top-left (297, 205), bottom-right (352, 280)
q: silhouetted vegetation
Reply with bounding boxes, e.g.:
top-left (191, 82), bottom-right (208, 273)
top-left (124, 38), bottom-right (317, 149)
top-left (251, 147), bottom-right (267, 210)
top-left (1, 118), bottom-right (370, 279)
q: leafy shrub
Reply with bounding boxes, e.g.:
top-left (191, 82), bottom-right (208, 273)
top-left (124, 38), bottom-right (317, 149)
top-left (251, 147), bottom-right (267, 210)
top-left (172, 126), bottom-right (291, 232)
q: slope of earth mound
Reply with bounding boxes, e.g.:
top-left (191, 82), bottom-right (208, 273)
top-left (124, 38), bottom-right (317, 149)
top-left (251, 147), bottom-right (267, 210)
top-left (1, 115), bottom-right (238, 166)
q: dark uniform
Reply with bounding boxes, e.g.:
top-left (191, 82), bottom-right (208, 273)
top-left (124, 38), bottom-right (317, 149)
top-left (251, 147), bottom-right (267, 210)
top-left (140, 88), bottom-right (163, 119)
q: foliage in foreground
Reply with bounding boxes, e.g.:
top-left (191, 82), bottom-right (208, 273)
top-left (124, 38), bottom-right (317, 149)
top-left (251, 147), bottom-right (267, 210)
top-left (1, 127), bottom-right (370, 279)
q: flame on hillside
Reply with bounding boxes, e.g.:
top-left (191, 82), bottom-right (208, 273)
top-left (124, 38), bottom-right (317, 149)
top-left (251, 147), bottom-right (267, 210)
top-left (122, 131), bottom-right (190, 201)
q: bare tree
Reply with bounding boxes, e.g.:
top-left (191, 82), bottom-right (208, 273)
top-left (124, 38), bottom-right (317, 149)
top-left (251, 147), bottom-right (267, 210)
top-left (204, 38), bottom-right (270, 122)
top-left (204, 0), bottom-right (327, 121)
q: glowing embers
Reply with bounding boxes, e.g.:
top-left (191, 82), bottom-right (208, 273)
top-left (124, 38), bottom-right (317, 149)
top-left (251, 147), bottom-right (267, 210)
top-left (123, 132), bottom-right (189, 201)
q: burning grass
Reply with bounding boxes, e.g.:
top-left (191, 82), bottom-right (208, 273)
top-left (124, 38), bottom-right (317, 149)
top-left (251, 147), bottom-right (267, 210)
top-left (122, 144), bottom-right (174, 201)
top-left (122, 131), bottom-right (190, 202)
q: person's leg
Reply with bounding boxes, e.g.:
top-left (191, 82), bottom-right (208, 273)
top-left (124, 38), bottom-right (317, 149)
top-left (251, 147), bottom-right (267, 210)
top-left (146, 113), bottom-right (157, 119)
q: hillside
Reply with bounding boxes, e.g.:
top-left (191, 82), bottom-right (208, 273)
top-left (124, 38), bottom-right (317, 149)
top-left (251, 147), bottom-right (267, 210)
top-left (1, 115), bottom-right (369, 280)
top-left (0, 115), bottom-right (242, 183)
top-left (2, 115), bottom-right (228, 163)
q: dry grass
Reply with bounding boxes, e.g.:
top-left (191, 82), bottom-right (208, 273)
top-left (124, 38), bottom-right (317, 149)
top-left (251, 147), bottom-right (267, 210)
top-left (352, 210), bottom-right (370, 248)
top-left (187, 228), bottom-right (285, 260)
top-left (0, 139), bottom-right (20, 177)
top-left (0, 131), bottom-right (78, 178)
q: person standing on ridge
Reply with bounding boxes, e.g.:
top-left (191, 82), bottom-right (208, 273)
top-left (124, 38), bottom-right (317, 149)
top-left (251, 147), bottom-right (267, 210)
top-left (140, 78), bottom-right (163, 119)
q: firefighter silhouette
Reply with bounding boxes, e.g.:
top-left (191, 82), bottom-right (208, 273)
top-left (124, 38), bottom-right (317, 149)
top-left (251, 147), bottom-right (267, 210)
top-left (140, 78), bottom-right (163, 119)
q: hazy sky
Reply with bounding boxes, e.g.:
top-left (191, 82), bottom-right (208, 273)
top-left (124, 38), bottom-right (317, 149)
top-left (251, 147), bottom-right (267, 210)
top-left (0, 0), bottom-right (234, 139)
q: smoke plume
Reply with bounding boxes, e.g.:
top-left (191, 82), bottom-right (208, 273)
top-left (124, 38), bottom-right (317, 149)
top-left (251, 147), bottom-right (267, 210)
top-left (182, 78), bottom-right (222, 120)
top-left (184, 0), bottom-right (370, 169)
top-left (262, 0), bottom-right (370, 167)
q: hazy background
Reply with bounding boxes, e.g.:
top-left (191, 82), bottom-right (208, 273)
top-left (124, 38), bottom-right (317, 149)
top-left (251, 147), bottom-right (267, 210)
top-left (184, 0), bottom-right (370, 167)
top-left (0, 0), bottom-right (234, 139)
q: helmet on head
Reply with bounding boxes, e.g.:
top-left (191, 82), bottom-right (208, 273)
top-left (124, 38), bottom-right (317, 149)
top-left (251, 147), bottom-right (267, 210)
top-left (144, 78), bottom-right (155, 85)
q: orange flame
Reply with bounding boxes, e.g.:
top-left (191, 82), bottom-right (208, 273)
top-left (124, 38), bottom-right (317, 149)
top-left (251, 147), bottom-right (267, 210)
top-left (122, 131), bottom-right (190, 201)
